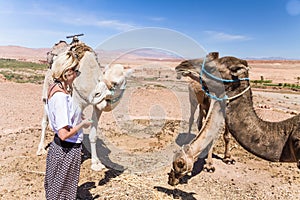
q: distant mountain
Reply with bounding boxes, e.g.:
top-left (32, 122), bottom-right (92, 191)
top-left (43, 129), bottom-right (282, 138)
top-left (95, 48), bottom-right (183, 62)
top-left (244, 56), bottom-right (298, 60)
top-left (0, 45), bottom-right (49, 63)
top-left (1, 45), bottom-right (297, 64)
top-left (0, 45), bottom-right (182, 64)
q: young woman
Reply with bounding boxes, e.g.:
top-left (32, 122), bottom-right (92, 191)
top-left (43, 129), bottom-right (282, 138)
top-left (44, 51), bottom-right (92, 200)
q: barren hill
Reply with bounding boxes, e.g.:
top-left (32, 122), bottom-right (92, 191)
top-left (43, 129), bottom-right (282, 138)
top-left (0, 46), bottom-right (49, 63)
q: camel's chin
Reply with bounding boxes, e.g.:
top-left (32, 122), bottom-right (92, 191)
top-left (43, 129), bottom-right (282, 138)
top-left (176, 71), bottom-right (191, 79)
top-left (168, 178), bottom-right (180, 186)
top-left (95, 101), bottom-right (108, 111)
top-left (95, 100), bottom-right (118, 112)
top-left (168, 171), bottom-right (180, 186)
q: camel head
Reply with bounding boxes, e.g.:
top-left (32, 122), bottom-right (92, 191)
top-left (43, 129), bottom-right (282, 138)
top-left (89, 64), bottom-right (133, 111)
top-left (175, 52), bottom-right (219, 81)
top-left (175, 52), bottom-right (250, 99)
top-left (201, 54), bottom-right (250, 99)
top-left (168, 145), bottom-right (194, 186)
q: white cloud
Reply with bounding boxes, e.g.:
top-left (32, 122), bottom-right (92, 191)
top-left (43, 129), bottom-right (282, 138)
top-left (61, 15), bottom-right (136, 31)
top-left (0, 1), bottom-right (136, 32)
top-left (148, 17), bottom-right (165, 22)
top-left (286, 0), bottom-right (300, 16)
top-left (204, 31), bottom-right (251, 42)
top-left (94, 20), bottom-right (136, 31)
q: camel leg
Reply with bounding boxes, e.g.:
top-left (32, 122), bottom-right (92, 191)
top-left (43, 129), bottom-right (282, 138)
top-left (297, 146), bottom-right (300, 169)
top-left (296, 141), bottom-right (300, 169)
top-left (290, 133), bottom-right (300, 169)
top-left (36, 105), bottom-right (48, 155)
top-left (196, 104), bottom-right (204, 131)
top-left (89, 106), bottom-right (106, 171)
top-left (188, 93), bottom-right (198, 133)
top-left (222, 125), bottom-right (236, 165)
top-left (203, 145), bottom-right (215, 173)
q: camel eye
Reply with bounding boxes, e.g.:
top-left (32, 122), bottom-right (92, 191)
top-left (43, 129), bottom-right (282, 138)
top-left (95, 92), bottom-right (101, 97)
top-left (178, 160), bottom-right (185, 168)
top-left (111, 82), bottom-right (117, 87)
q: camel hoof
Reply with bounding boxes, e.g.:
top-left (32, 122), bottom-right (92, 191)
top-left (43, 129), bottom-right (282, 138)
top-left (36, 148), bottom-right (47, 156)
top-left (203, 164), bottom-right (215, 173)
top-left (223, 157), bottom-right (236, 165)
top-left (91, 163), bottom-right (106, 171)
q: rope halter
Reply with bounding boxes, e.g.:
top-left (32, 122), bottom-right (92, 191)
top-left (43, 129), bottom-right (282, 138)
top-left (171, 144), bottom-right (194, 176)
top-left (199, 57), bottom-right (250, 103)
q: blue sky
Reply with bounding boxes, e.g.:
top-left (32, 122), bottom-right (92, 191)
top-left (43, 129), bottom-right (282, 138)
top-left (1, 0), bottom-right (300, 59)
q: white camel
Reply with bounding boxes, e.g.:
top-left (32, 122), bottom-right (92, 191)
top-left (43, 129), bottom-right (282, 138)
top-left (36, 39), bottom-right (132, 171)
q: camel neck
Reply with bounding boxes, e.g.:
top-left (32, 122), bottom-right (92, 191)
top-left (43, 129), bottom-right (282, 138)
top-left (190, 100), bottom-right (226, 159)
top-left (225, 88), bottom-right (294, 161)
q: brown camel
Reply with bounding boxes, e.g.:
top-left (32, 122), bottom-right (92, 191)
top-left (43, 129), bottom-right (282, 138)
top-left (169, 52), bottom-right (300, 185)
top-left (168, 98), bottom-right (227, 186)
top-left (187, 80), bottom-right (210, 133)
top-left (185, 79), bottom-right (235, 172)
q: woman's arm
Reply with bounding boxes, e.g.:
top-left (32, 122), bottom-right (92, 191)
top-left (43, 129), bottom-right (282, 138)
top-left (58, 119), bottom-right (92, 141)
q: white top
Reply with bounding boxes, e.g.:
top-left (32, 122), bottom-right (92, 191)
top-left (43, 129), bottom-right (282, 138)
top-left (46, 92), bottom-right (83, 143)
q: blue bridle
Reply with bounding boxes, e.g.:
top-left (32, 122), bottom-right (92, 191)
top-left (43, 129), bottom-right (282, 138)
top-left (199, 57), bottom-right (250, 101)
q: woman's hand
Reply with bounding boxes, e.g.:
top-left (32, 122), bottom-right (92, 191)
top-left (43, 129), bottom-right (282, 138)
top-left (81, 118), bottom-right (93, 129)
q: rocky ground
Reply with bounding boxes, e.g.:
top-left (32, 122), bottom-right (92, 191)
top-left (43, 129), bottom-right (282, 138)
top-left (0, 69), bottom-right (299, 200)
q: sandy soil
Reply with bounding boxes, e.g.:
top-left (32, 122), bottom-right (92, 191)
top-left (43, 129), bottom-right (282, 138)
top-left (0, 61), bottom-right (300, 200)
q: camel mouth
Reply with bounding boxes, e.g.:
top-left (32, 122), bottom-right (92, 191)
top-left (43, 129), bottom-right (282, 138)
top-left (89, 81), bottom-right (113, 104)
top-left (167, 170), bottom-right (181, 186)
top-left (175, 69), bottom-right (191, 79)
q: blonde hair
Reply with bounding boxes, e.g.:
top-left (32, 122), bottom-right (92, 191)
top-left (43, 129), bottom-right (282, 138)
top-left (51, 51), bottom-right (79, 80)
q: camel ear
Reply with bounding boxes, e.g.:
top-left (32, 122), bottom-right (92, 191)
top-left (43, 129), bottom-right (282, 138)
top-left (125, 68), bottom-right (134, 78)
top-left (206, 52), bottom-right (219, 62)
top-left (229, 63), bottom-right (249, 76)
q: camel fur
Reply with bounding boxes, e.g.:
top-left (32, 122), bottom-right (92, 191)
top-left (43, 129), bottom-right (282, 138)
top-left (36, 39), bottom-right (132, 171)
top-left (168, 73), bottom-right (235, 186)
top-left (187, 80), bottom-right (235, 171)
top-left (169, 52), bottom-right (300, 185)
top-left (168, 99), bottom-right (226, 186)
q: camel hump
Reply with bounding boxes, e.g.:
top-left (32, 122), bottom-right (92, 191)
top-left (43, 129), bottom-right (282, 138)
top-left (69, 42), bottom-right (94, 61)
top-left (47, 39), bottom-right (96, 69)
top-left (47, 41), bottom-right (70, 68)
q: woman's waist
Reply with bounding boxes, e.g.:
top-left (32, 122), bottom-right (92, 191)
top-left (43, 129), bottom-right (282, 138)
top-left (54, 134), bottom-right (82, 148)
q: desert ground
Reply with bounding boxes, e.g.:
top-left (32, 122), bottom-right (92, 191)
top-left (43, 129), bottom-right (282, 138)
top-left (0, 50), bottom-right (300, 200)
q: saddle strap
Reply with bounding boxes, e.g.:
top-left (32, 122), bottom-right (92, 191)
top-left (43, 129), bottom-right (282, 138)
top-left (47, 83), bottom-right (67, 101)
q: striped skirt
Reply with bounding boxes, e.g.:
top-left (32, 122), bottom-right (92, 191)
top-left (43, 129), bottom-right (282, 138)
top-left (44, 141), bottom-right (82, 200)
